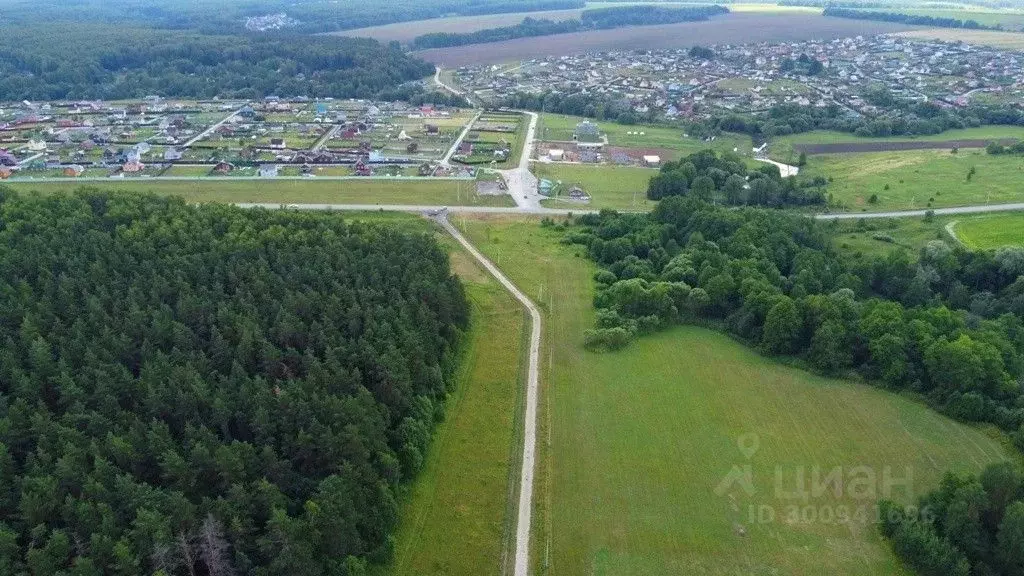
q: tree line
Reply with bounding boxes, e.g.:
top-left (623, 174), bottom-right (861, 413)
top-left (0, 23), bottom-right (435, 101)
top-left (410, 5), bottom-right (728, 49)
top-left (823, 7), bottom-right (994, 30)
top-left (646, 150), bottom-right (826, 207)
top-left (563, 197), bottom-right (1024, 443)
top-left (0, 189), bottom-right (469, 575)
top-left (0, 0), bottom-right (586, 35)
top-left (880, 461), bottom-right (1024, 576)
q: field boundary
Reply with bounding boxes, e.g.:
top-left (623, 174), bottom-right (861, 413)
top-left (795, 138), bottom-right (1017, 154)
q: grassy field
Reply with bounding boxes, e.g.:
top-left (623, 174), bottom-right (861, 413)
top-left (383, 232), bottom-right (528, 576)
top-left (770, 126), bottom-right (1024, 162)
top-left (890, 7), bottom-right (1024, 31)
top-left (336, 8), bottom-right (584, 44)
top-left (801, 149), bottom-right (1024, 211)
top-left (532, 163), bottom-right (655, 211)
top-left (896, 28), bottom-right (1024, 50)
top-left (456, 215), bottom-right (1010, 576)
top-left (826, 214), bottom-right (958, 260)
top-left (951, 212), bottom-right (1024, 249)
top-left (538, 113), bottom-right (751, 155)
top-left (0, 178), bottom-right (516, 207)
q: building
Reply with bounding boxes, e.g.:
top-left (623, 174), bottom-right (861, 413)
top-left (548, 148), bottom-right (565, 161)
top-left (567, 186), bottom-right (591, 202)
top-left (573, 121), bottom-right (601, 143)
top-left (269, 138), bottom-right (286, 149)
top-left (259, 164), bottom-right (279, 178)
top-left (642, 155), bottom-right (661, 167)
top-left (63, 165), bottom-right (85, 177)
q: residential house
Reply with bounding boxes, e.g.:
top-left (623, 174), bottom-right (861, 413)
top-left (213, 161), bottom-right (235, 174)
top-left (258, 164), bottom-right (279, 178)
top-left (63, 165), bottom-right (85, 177)
top-left (122, 160), bottom-right (145, 173)
top-left (269, 138), bottom-right (286, 149)
top-left (163, 148), bottom-right (183, 161)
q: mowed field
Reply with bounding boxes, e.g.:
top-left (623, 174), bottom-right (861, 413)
top-left (533, 163), bottom-right (655, 210)
top-left (0, 178), bottom-right (516, 207)
top-left (383, 233), bottom-right (528, 576)
top-left (800, 149), bottom-right (1024, 211)
top-left (951, 212), bottom-right (1024, 249)
top-left (413, 13), bottom-right (918, 66)
top-left (456, 216), bottom-right (1009, 576)
top-left (895, 28), bottom-right (1024, 50)
top-left (335, 9), bottom-right (584, 44)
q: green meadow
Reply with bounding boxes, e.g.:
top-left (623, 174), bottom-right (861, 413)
top-left (532, 163), bottom-right (656, 211)
top-left (951, 212), bottom-right (1024, 249)
top-left (383, 235), bottom-right (528, 576)
top-left (801, 149), bottom-right (1024, 211)
top-left (456, 215), bottom-right (1010, 576)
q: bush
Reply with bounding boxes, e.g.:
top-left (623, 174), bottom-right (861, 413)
top-left (583, 327), bottom-right (634, 351)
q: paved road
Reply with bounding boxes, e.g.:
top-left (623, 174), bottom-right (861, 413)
top-left (756, 157), bottom-right (799, 177)
top-left (182, 106), bottom-right (243, 148)
top-left (498, 109), bottom-right (542, 210)
top-left (433, 66), bottom-right (464, 97)
top-left (234, 201), bottom-right (1024, 220)
top-left (441, 109), bottom-right (482, 167)
top-left (434, 214), bottom-right (540, 576)
top-left (814, 202), bottom-right (1024, 220)
top-left (234, 202), bottom-right (584, 215)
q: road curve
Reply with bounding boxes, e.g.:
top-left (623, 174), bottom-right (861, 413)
top-left (813, 202), bottom-right (1024, 220)
top-left (435, 215), bottom-right (541, 576)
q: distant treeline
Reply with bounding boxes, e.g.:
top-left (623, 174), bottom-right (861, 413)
top-left (823, 6), bottom-right (995, 29)
top-left (0, 23), bottom-right (435, 100)
top-left (411, 5), bottom-right (729, 49)
top-left (0, 0), bottom-right (586, 34)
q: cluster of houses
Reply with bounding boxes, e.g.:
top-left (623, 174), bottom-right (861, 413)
top-left (0, 95), bottom-right (470, 179)
top-left (455, 35), bottom-right (1024, 123)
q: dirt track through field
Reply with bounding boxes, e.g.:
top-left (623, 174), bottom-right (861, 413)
top-left (412, 13), bottom-right (917, 66)
top-left (796, 138), bottom-right (1019, 155)
top-left (435, 214), bottom-right (541, 576)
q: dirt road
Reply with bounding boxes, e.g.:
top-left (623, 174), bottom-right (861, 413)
top-left (435, 214), bottom-right (540, 576)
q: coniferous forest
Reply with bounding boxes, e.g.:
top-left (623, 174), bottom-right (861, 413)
top-left (0, 190), bottom-right (468, 575)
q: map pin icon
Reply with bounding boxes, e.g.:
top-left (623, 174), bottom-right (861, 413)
top-left (737, 433), bottom-right (760, 460)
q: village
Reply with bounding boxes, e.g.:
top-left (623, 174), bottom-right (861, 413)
top-left (455, 34), bottom-right (1024, 121)
top-left (0, 96), bottom-right (512, 182)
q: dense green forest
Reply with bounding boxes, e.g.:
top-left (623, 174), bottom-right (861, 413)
top-left (880, 462), bottom-right (1024, 576)
top-left (823, 7), bottom-right (994, 30)
top-left (0, 24), bottom-right (434, 100)
top-left (646, 150), bottom-right (825, 207)
top-left (0, 190), bottom-right (469, 575)
top-left (410, 5), bottom-right (728, 49)
top-left (0, 0), bottom-right (584, 34)
top-left (564, 196), bottom-right (1024, 441)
